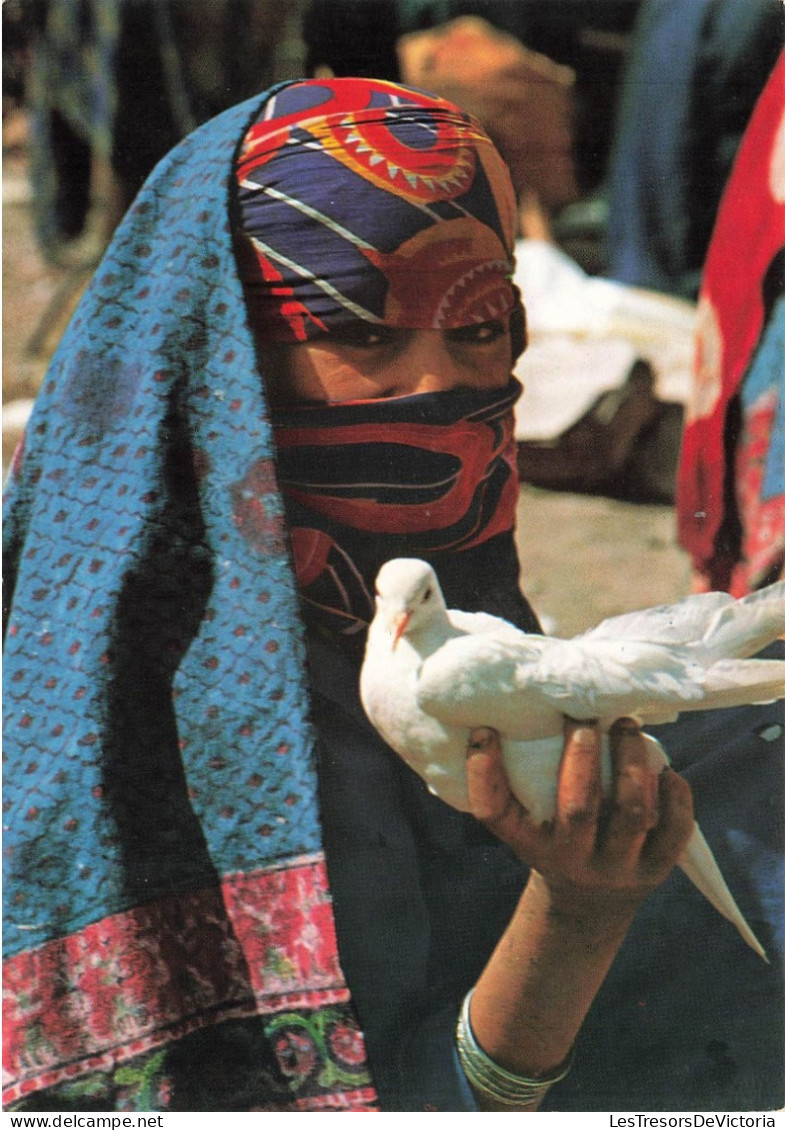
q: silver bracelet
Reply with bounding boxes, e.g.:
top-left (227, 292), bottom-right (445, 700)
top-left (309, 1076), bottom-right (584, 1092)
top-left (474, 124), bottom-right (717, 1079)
top-left (455, 989), bottom-right (574, 1107)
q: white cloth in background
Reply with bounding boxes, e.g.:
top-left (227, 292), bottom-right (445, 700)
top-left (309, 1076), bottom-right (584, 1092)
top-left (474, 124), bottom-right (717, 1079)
top-left (514, 239), bottom-right (696, 442)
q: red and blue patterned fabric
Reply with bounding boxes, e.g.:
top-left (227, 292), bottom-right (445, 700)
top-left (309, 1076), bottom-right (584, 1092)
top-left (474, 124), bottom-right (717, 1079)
top-left (677, 50), bottom-right (785, 594)
top-left (3, 85), bottom-right (382, 1112)
top-left (234, 77), bottom-right (520, 341)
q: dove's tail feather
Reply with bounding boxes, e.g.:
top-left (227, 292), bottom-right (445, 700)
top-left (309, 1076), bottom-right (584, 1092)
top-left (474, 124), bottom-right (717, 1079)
top-left (700, 580), bottom-right (785, 661)
top-left (679, 824), bottom-right (769, 962)
top-left (699, 658), bottom-right (785, 711)
top-left (641, 735), bottom-right (768, 960)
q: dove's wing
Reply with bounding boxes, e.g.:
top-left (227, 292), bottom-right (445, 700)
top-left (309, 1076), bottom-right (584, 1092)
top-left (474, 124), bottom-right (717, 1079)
top-left (417, 633), bottom-right (561, 738)
top-left (416, 634), bottom-right (708, 738)
top-left (521, 637), bottom-right (709, 724)
top-left (578, 591), bottom-right (736, 647)
top-left (696, 581), bottom-right (785, 660)
top-left (446, 607), bottom-right (532, 643)
top-left (580, 581), bottom-right (785, 660)
top-left (696, 658), bottom-right (785, 708)
top-left (523, 642), bottom-right (783, 722)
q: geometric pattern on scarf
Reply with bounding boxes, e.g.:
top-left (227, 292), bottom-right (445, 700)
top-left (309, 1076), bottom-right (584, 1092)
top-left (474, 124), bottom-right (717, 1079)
top-left (234, 77), bottom-right (520, 342)
top-left (3, 86), bottom-right (378, 1111)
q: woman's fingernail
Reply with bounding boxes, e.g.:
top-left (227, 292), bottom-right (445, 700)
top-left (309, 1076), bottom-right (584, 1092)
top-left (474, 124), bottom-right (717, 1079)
top-left (468, 727), bottom-right (495, 751)
top-left (570, 727), bottom-right (597, 747)
top-left (611, 717), bottom-right (640, 737)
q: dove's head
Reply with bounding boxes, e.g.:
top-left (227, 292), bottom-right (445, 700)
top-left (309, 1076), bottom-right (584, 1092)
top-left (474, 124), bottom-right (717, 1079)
top-left (374, 558), bottom-right (447, 648)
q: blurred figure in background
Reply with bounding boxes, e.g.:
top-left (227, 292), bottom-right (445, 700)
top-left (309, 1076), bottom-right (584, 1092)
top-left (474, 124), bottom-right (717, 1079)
top-left (21, 0), bottom-right (288, 265)
top-left (677, 52), bottom-right (785, 596)
top-left (303, 0), bottom-right (642, 227)
top-left (396, 14), bottom-right (580, 237)
top-left (605, 0), bottom-right (783, 299)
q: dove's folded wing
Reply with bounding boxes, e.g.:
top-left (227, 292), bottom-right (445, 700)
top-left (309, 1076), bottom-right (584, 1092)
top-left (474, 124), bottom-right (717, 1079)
top-left (697, 658), bottom-right (785, 709)
top-left (446, 607), bottom-right (532, 643)
top-left (525, 638), bottom-right (709, 726)
top-left (416, 635), bottom-right (707, 738)
top-left (696, 582), bottom-right (785, 660)
top-left (416, 634), bottom-right (561, 739)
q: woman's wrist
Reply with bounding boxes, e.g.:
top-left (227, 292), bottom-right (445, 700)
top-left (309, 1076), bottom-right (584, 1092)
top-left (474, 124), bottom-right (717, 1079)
top-left (466, 868), bottom-right (642, 1087)
top-left (526, 868), bottom-right (645, 940)
top-left (457, 988), bottom-right (574, 1110)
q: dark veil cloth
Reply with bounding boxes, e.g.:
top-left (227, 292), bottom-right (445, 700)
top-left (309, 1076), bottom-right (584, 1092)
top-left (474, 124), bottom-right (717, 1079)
top-left (3, 88), bottom-right (380, 1112)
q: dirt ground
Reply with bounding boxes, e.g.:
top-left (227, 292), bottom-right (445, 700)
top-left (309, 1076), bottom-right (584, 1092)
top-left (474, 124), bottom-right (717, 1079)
top-left (2, 110), bottom-right (692, 637)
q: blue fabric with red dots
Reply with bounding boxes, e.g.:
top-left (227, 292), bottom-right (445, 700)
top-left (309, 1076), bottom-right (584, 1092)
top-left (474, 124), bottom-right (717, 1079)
top-left (2, 87), bottom-right (378, 1111)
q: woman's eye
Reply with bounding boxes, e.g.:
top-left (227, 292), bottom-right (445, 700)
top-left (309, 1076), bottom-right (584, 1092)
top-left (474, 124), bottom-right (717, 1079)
top-left (331, 324), bottom-right (395, 349)
top-left (448, 320), bottom-right (506, 346)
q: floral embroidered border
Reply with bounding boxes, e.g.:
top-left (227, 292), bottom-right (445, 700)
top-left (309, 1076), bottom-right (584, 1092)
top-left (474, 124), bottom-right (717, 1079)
top-left (3, 855), bottom-right (377, 1109)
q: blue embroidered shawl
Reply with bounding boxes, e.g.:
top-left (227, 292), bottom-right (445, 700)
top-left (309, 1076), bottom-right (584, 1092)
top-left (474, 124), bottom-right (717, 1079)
top-left (3, 89), bottom-right (378, 1112)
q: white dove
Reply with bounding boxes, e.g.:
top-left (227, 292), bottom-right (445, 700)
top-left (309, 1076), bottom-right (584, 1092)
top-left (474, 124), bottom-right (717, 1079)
top-left (360, 558), bottom-right (785, 961)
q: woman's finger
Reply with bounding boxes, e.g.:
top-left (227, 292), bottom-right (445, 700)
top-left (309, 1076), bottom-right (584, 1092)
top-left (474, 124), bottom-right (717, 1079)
top-left (642, 768), bottom-right (695, 874)
top-left (600, 719), bottom-right (658, 868)
top-left (465, 727), bottom-right (536, 856)
top-left (553, 720), bottom-right (603, 856)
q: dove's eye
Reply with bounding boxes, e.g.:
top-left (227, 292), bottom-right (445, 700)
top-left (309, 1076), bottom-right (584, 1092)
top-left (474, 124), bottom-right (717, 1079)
top-left (422, 587), bottom-right (432, 602)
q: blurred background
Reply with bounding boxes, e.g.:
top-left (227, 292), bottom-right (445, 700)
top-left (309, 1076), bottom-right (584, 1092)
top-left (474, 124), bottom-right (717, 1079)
top-left (3, 0), bottom-right (782, 633)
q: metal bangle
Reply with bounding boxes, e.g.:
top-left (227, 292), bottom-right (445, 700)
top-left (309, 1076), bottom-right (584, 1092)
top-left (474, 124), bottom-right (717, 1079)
top-left (455, 989), bottom-right (574, 1107)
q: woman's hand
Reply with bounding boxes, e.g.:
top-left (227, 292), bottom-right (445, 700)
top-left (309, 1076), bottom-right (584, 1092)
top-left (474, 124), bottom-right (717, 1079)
top-left (465, 718), bottom-right (694, 913)
top-left (462, 720), bottom-right (695, 1108)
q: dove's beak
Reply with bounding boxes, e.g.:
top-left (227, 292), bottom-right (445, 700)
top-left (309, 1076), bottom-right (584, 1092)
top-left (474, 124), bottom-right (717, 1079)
top-left (392, 610), bottom-right (411, 649)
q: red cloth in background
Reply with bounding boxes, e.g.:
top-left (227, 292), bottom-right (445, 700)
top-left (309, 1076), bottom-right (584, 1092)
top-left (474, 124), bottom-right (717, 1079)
top-left (677, 51), bottom-right (785, 593)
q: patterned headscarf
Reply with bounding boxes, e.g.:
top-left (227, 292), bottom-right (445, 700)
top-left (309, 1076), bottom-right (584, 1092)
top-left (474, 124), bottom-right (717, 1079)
top-left (233, 77), bottom-right (521, 341)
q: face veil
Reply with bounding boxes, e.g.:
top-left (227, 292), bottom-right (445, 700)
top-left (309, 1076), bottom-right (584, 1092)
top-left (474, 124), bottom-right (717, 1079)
top-left (267, 379), bottom-right (524, 638)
